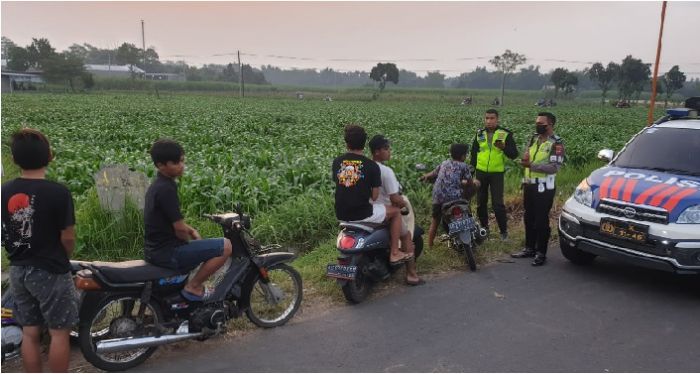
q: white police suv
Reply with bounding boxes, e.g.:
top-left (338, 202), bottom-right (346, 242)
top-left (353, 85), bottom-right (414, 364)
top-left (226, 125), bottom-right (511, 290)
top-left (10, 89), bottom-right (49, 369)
top-left (559, 98), bottom-right (700, 275)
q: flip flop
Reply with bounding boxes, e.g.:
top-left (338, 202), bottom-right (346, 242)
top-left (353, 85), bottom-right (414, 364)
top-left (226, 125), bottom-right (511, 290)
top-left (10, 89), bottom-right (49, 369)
top-left (180, 287), bottom-right (214, 302)
top-left (406, 278), bottom-right (426, 286)
top-left (389, 253), bottom-right (413, 266)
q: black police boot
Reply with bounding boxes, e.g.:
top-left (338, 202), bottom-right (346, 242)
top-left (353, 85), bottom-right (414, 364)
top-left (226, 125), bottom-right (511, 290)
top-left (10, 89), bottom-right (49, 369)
top-left (531, 252), bottom-right (547, 266)
top-left (511, 248), bottom-right (536, 258)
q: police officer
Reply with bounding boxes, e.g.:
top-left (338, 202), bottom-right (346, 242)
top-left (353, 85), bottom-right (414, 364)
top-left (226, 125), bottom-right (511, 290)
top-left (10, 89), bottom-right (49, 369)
top-left (511, 112), bottom-right (564, 266)
top-left (470, 109), bottom-right (518, 240)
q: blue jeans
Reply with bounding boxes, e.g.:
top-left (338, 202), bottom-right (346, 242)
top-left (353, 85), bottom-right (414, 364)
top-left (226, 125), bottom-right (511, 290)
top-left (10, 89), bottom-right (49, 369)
top-left (171, 238), bottom-right (225, 272)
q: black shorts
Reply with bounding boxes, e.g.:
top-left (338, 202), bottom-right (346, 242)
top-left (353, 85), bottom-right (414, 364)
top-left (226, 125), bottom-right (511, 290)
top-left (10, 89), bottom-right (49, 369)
top-left (9, 266), bottom-right (79, 329)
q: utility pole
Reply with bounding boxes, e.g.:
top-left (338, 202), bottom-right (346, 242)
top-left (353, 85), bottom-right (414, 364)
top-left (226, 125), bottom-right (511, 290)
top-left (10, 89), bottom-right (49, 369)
top-left (237, 50), bottom-right (244, 98)
top-left (647, 1), bottom-right (667, 126)
top-left (141, 20), bottom-right (146, 67)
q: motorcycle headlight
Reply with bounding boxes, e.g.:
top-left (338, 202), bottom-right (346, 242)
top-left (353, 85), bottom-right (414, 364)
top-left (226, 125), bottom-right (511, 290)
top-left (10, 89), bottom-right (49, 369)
top-left (677, 205), bottom-right (700, 224)
top-left (573, 178), bottom-right (593, 207)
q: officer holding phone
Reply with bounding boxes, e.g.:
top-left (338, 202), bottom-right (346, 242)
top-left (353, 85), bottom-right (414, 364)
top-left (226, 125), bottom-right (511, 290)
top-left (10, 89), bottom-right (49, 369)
top-left (511, 112), bottom-right (565, 266)
top-left (469, 109), bottom-right (519, 240)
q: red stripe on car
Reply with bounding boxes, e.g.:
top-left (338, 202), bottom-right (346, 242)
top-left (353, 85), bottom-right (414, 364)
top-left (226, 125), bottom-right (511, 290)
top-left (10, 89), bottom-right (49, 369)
top-left (662, 189), bottom-right (697, 212)
top-left (609, 178), bottom-right (626, 200)
top-left (622, 179), bottom-right (638, 202)
top-left (648, 186), bottom-right (680, 207)
top-left (599, 177), bottom-right (613, 199)
top-left (634, 183), bottom-right (667, 205)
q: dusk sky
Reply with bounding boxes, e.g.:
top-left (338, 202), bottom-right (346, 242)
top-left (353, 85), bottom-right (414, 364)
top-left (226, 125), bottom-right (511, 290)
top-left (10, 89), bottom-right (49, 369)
top-left (2, 1), bottom-right (699, 77)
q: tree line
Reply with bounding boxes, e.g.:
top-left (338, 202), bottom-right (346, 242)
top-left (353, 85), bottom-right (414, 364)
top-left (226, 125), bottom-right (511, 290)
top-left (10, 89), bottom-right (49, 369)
top-left (2, 37), bottom-right (697, 101)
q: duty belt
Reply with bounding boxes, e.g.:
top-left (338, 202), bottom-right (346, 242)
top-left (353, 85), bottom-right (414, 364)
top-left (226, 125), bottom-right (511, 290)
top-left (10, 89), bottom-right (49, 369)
top-left (522, 177), bottom-right (547, 184)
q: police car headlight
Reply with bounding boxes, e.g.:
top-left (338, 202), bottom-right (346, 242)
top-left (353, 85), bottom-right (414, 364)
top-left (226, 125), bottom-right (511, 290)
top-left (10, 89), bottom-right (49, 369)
top-left (677, 205), bottom-right (700, 224)
top-left (573, 178), bottom-right (593, 207)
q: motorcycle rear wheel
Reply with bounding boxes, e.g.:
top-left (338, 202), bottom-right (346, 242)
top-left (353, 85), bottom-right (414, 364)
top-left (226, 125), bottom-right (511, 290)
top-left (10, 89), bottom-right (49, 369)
top-left (246, 263), bottom-right (303, 328)
top-left (341, 255), bottom-right (372, 304)
top-left (79, 295), bottom-right (162, 372)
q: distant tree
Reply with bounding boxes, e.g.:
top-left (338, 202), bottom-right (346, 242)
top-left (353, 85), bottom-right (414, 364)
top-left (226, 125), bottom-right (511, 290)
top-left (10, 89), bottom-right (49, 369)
top-left (115, 43), bottom-right (141, 77)
top-left (369, 62), bottom-right (399, 91)
top-left (550, 68), bottom-right (568, 98)
top-left (6, 45), bottom-right (31, 71)
top-left (423, 71), bottom-right (445, 88)
top-left (661, 65), bottom-right (686, 107)
top-left (66, 43), bottom-right (89, 61)
top-left (489, 49), bottom-right (527, 106)
top-left (241, 64), bottom-right (267, 84)
top-left (1, 37), bottom-right (17, 59)
top-left (26, 38), bottom-right (57, 69)
top-left (221, 63), bottom-right (238, 82)
top-left (618, 55), bottom-right (650, 101)
top-left (586, 62), bottom-right (620, 105)
top-left (42, 52), bottom-right (86, 91)
top-left (563, 73), bottom-right (578, 96)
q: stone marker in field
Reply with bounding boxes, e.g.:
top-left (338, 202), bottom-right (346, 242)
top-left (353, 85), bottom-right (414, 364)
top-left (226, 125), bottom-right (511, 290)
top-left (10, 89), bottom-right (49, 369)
top-left (94, 165), bottom-right (149, 212)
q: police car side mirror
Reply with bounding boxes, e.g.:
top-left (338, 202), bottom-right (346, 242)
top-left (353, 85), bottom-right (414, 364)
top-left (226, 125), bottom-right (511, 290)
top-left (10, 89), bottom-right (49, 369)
top-left (597, 149), bottom-right (614, 163)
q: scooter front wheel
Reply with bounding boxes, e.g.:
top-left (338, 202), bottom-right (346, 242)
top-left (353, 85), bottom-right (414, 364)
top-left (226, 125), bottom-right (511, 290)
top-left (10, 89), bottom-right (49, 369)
top-left (463, 243), bottom-right (477, 272)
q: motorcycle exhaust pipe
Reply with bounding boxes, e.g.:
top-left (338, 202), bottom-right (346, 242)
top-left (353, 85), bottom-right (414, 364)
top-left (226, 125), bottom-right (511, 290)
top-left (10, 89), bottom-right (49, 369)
top-left (95, 331), bottom-right (202, 354)
top-left (478, 228), bottom-right (488, 238)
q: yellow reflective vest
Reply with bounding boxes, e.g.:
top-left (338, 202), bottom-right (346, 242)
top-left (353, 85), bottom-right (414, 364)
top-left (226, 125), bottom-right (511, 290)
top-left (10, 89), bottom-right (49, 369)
top-left (475, 128), bottom-right (509, 173)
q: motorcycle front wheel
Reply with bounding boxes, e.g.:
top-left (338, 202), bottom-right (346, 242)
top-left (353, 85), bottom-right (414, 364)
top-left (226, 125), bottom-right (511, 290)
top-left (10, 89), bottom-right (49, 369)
top-left (79, 295), bottom-right (162, 372)
top-left (246, 263), bottom-right (303, 328)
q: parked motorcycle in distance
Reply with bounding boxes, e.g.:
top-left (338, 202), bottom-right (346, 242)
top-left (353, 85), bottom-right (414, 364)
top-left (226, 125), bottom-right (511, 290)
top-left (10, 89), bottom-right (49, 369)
top-left (74, 204), bottom-right (303, 371)
top-left (327, 195), bottom-right (424, 304)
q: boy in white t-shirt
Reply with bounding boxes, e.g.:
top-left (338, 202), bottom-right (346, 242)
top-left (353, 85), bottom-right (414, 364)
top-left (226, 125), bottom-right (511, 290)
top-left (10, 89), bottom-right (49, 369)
top-left (369, 135), bottom-right (424, 286)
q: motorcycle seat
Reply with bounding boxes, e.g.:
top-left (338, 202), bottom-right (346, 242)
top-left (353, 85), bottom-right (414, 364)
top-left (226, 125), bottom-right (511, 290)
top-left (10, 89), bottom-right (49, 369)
top-left (441, 199), bottom-right (471, 212)
top-left (339, 221), bottom-right (385, 233)
top-left (90, 260), bottom-right (186, 284)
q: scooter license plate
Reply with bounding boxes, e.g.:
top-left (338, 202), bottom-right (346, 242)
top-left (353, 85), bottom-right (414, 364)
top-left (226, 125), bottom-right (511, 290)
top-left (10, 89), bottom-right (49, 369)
top-left (448, 219), bottom-right (469, 234)
top-left (326, 264), bottom-right (357, 280)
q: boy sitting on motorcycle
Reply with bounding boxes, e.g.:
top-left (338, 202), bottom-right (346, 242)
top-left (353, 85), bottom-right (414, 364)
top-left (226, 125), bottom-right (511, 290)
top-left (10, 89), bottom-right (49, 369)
top-left (332, 125), bottom-right (412, 265)
top-left (369, 135), bottom-right (424, 286)
top-left (143, 139), bottom-right (233, 301)
top-left (419, 143), bottom-right (479, 247)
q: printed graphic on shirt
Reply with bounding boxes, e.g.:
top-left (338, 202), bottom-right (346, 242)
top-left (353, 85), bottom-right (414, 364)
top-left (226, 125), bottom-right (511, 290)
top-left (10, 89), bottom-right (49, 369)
top-left (337, 160), bottom-right (364, 187)
top-left (7, 193), bottom-right (34, 250)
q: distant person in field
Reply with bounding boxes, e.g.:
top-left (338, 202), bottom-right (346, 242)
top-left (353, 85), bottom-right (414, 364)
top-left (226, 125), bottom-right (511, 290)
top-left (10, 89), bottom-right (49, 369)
top-left (143, 139), bottom-right (233, 301)
top-left (2, 128), bottom-right (78, 372)
top-left (369, 134), bottom-right (424, 285)
top-left (332, 125), bottom-right (412, 265)
top-left (470, 109), bottom-right (519, 240)
top-left (419, 143), bottom-right (477, 247)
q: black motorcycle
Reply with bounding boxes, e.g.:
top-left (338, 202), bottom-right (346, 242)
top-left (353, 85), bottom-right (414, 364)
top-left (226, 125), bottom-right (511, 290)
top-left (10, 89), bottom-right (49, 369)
top-left (440, 199), bottom-right (488, 271)
top-left (326, 196), bottom-right (424, 304)
top-left (74, 204), bottom-right (303, 371)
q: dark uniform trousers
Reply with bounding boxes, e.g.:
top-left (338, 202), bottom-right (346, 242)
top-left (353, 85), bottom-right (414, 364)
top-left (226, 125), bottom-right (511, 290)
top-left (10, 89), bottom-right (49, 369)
top-left (523, 184), bottom-right (555, 254)
top-left (475, 170), bottom-right (507, 234)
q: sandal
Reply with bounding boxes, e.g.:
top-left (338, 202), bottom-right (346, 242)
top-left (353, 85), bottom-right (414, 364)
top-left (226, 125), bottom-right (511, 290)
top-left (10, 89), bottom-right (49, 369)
top-left (181, 286), bottom-right (215, 302)
top-left (389, 253), bottom-right (414, 266)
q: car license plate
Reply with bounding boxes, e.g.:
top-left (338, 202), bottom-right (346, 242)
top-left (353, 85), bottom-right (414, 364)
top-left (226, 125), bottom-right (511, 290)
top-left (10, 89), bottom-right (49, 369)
top-left (448, 219), bottom-right (469, 234)
top-left (326, 264), bottom-right (357, 280)
top-left (599, 218), bottom-right (648, 244)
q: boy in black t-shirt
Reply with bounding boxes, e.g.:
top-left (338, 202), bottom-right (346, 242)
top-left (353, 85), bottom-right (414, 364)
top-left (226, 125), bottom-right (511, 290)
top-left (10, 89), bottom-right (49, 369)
top-left (332, 124), bottom-right (412, 265)
top-left (2, 128), bottom-right (78, 372)
top-left (143, 139), bottom-right (233, 301)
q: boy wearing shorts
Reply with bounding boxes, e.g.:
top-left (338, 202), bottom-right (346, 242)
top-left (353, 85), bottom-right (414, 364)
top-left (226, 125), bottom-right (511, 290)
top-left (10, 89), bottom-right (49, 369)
top-left (2, 128), bottom-right (78, 372)
top-left (144, 139), bottom-right (232, 301)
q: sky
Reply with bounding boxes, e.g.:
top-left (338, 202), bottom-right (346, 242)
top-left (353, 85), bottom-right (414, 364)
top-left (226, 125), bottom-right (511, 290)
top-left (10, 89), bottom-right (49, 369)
top-left (2, 1), bottom-right (699, 78)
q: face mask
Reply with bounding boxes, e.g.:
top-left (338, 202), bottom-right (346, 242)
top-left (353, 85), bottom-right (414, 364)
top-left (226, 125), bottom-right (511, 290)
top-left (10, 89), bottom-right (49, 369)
top-left (536, 125), bottom-right (548, 135)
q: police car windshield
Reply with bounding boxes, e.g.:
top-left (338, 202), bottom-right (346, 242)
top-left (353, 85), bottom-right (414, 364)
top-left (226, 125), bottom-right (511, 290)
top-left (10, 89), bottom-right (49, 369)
top-left (613, 127), bottom-right (700, 176)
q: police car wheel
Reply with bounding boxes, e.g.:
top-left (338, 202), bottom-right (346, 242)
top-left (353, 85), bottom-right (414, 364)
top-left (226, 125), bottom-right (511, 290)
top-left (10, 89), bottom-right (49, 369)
top-left (560, 238), bottom-right (596, 265)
